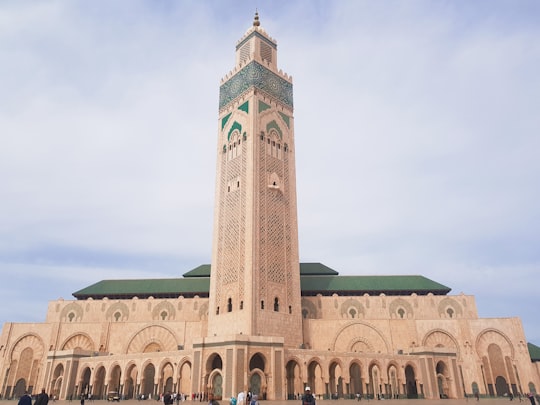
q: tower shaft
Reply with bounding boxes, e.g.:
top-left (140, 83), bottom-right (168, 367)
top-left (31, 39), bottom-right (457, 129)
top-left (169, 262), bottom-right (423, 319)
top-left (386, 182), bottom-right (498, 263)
top-left (208, 18), bottom-right (302, 348)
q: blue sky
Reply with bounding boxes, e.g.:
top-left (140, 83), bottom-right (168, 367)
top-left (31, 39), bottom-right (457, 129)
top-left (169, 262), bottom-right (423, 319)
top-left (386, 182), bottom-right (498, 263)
top-left (1, 1), bottom-right (539, 345)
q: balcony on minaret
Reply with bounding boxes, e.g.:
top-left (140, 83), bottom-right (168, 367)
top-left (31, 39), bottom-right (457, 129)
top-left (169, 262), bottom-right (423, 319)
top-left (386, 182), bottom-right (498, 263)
top-left (268, 173), bottom-right (282, 192)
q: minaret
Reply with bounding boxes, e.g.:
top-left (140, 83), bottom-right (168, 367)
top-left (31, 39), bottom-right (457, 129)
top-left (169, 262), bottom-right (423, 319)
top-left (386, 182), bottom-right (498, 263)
top-left (208, 12), bottom-right (303, 348)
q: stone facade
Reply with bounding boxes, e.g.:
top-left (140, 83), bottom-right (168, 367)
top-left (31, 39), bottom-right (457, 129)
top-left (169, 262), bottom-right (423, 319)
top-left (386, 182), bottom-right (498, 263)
top-left (1, 13), bottom-right (539, 402)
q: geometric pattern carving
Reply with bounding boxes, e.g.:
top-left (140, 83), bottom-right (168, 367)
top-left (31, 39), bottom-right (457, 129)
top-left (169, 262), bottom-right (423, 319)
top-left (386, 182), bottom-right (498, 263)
top-left (61, 333), bottom-right (95, 351)
top-left (59, 302), bottom-right (84, 322)
top-left (340, 299), bottom-right (365, 319)
top-left (126, 325), bottom-right (178, 354)
top-left (332, 322), bottom-right (389, 353)
top-left (438, 297), bottom-right (463, 318)
top-left (105, 302), bottom-right (130, 322)
top-left (423, 330), bottom-right (458, 354)
top-left (152, 301), bottom-right (176, 321)
top-left (389, 298), bottom-right (414, 319)
top-left (216, 134), bottom-right (246, 313)
top-left (350, 338), bottom-right (374, 353)
top-left (475, 329), bottom-right (514, 358)
top-left (10, 334), bottom-right (45, 362)
top-left (219, 61), bottom-right (293, 109)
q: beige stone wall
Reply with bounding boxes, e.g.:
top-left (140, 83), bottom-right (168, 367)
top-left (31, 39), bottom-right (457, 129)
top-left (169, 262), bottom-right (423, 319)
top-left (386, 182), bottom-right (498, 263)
top-left (1, 293), bottom-right (539, 401)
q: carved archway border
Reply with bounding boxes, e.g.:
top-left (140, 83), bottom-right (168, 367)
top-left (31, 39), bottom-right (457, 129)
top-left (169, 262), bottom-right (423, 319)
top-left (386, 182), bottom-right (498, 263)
top-left (421, 329), bottom-right (461, 358)
top-left (331, 321), bottom-right (391, 353)
top-left (475, 328), bottom-right (514, 358)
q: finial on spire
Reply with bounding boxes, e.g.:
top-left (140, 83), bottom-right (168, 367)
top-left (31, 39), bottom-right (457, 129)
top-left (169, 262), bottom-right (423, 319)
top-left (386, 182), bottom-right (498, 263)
top-left (253, 11), bottom-right (260, 27)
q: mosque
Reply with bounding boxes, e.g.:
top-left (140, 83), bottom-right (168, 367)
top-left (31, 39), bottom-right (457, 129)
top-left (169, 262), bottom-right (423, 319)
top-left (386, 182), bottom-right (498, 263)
top-left (1, 13), bottom-right (540, 402)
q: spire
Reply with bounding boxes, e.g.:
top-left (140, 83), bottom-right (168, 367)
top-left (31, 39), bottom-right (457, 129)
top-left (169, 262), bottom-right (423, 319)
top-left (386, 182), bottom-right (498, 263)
top-left (253, 11), bottom-right (260, 27)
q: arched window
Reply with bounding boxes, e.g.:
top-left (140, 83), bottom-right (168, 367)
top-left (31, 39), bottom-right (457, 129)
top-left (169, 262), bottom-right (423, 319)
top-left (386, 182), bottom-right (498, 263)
top-left (274, 297), bottom-right (279, 312)
top-left (227, 298), bottom-right (232, 312)
top-left (261, 301), bottom-right (265, 310)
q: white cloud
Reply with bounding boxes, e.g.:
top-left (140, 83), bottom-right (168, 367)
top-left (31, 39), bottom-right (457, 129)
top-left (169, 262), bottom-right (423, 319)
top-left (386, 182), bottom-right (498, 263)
top-left (1, 1), bottom-right (539, 344)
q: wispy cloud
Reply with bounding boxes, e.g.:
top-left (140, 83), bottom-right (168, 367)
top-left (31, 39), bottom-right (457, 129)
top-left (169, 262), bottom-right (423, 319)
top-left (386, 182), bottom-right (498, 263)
top-left (1, 1), bottom-right (539, 343)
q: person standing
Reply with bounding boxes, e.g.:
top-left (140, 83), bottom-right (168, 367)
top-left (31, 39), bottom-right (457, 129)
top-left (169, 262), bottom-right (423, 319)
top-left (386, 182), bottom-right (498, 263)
top-left (208, 393), bottom-right (219, 405)
top-left (164, 392), bottom-right (174, 405)
top-left (302, 387), bottom-right (315, 405)
top-left (18, 391), bottom-right (32, 405)
top-left (527, 393), bottom-right (536, 405)
top-left (35, 389), bottom-right (50, 405)
top-left (237, 391), bottom-right (245, 405)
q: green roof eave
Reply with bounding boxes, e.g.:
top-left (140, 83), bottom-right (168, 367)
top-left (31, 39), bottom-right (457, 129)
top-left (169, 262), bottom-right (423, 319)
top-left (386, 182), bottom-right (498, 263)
top-left (183, 264), bottom-right (212, 278)
top-left (72, 278), bottom-right (210, 300)
top-left (300, 275), bottom-right (451, 296)
top-left (73, 265), bottom-right (451, 300)
top-left (528, 342), bottom-right (540, 361)
top-left (182, 262), bottom-right (338, 278)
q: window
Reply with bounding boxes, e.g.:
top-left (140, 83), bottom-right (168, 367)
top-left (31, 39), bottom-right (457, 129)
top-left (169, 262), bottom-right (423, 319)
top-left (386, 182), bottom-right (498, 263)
top-left (227, 298), bottom-right (232, 312)
top-left (274, 297), bottom-right (279, 312)
top-left (261, 301), bottom-right (265, 310)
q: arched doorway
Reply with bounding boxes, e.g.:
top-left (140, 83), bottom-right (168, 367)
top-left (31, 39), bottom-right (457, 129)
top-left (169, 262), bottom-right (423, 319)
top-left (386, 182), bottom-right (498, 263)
top-left (93, 366), bottom-right (106, 400)
top-left (350, 362), bottom-right (363, 398)
top-left (141, 363), bottom-right (156, 399)
top-left (307, 361), bottom-right (323, 397)
top-left (495, 376), bottom-right (508, 397)
top-left (249, 353), bottom-right (266, 396)
top-left (51, 364), bottom-right (64, 399)
top-left (404, 365), bottom-right (418, 399)
top-left (387, 365), bottom-right (398, 399)
top-left (249, 373), bottom-right (262, 396)
top-left (80, 368), bottom-right (91, 397)
top-left (329, 362), bottom-right (343, 398)
top-left (286, 360), bottom-right (302, 400)
top-left (205, 354), bottom-right (223, 398)
top-left (160, 362), bottom-right (174, 394)
top-left (123, 364), bottom-right (138, 399)
top-left (368, 363), bottom-right (381, 399)
top-left (178, 361), bottom-right (192, 396)
top-left (208, 372), bottom-right (223, 398)
top-left (436, 361), bottom-right (450, 398)
top-left (13, 378), bottom-right (27, 399)
top-left (109, 365), bottom-right (121, 395)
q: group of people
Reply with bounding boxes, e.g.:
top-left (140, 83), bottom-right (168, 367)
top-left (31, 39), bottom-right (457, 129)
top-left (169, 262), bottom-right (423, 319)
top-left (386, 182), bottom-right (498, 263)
top-left (229, 390), bottom-right (258, 405)
top-left (18, 389), bottom-right (50, 405)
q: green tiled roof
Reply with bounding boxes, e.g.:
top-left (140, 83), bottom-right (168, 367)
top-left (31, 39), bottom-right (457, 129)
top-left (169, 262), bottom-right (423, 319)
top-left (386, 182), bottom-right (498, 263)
top-left (301, 275), bottom-right (450, 296)
top-left (72, 263), bottom-right (450, 300)
top-left (73, 278), bottom-right (210, 300)
top-left (181, 262), bottom-right (338, 278)
top-left (183, 264), bottom-right (211, 278)
top-left (299, 263), bottom-right (339, 276)
top-left (528, 342), bottom-right (540, 361)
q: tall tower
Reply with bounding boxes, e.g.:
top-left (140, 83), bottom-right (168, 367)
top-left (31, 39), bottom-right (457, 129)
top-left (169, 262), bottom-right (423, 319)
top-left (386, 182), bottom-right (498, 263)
top-left (208, 13), bottom-right (303, 348)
